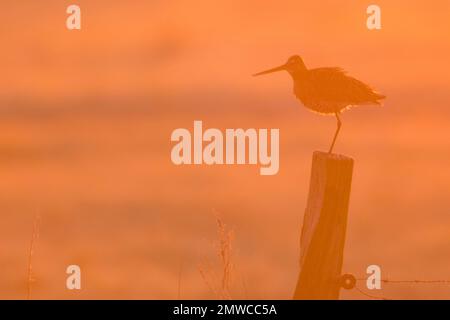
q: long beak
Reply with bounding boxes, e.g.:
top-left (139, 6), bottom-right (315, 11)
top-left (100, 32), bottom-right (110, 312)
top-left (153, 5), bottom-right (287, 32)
top-left (253, 64), bottom-right (287, 76)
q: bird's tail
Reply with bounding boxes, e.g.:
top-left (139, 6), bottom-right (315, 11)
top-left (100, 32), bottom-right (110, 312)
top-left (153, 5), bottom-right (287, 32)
top-left (372, 92), bottom-right (386, 105)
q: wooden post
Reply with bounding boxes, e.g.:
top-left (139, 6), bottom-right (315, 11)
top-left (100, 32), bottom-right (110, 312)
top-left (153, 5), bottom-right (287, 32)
top-left (293, 151), bottom-right (354, 300)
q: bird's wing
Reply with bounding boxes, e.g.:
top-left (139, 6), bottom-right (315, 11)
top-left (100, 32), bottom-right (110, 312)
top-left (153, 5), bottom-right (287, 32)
top-left (306, 67), bottom-right (384, 105)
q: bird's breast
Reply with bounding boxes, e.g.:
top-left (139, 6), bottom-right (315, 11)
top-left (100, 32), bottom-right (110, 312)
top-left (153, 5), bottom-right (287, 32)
top-left (293, 81), bottom-right (347, 115)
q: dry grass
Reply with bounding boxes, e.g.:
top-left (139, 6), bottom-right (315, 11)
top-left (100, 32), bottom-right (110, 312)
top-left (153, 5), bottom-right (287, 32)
top-left (177, 261), bottom-right (183, 300)
top-left (198, 214), bottom-right (234, 299)
top-left (27, 214), bottom-right (40, 300)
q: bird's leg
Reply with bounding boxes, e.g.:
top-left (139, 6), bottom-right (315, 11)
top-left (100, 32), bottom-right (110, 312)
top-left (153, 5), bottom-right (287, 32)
top-left (328, 112), bottom-right (341, 154)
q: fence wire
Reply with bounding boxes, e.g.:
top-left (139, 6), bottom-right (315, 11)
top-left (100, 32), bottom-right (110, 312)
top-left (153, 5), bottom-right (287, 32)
top-left (351, 277), bottom-right (450, 300)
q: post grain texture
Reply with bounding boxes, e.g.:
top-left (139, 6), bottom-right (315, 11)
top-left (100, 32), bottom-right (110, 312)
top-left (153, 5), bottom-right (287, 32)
top-left (293, 151), bottom-right (354, 300)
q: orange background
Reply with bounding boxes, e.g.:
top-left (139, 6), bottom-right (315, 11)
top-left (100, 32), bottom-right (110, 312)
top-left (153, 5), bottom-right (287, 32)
top-left (1, 0), bottom-right (450, 299)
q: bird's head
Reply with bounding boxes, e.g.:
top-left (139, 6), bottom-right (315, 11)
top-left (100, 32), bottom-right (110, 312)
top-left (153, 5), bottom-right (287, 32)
top-left (253, 55), bottom-right (307, 77)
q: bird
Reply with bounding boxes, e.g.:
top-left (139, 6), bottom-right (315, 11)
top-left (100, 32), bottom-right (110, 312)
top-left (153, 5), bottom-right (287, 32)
top-left (253, 55), bottom-right (385, 153)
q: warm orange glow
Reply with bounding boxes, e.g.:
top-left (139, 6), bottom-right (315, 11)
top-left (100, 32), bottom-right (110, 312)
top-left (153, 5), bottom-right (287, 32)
top-left (1, 0), bottom-right (450, 300)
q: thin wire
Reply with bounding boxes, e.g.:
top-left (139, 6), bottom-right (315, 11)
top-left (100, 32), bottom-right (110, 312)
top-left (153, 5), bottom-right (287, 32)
top-left (352, 277), bottom-right (450, 300)
top-left (349, 273), bottom-right (450, 300)
top-left (354, 285), bottom-right (390, 300)
top-left (355, 278), bottom-right (450, 284)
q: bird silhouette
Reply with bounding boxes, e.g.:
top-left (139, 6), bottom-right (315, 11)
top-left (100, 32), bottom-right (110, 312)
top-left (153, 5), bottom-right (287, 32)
top-left (253, 55), bottom-right (385, 153)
